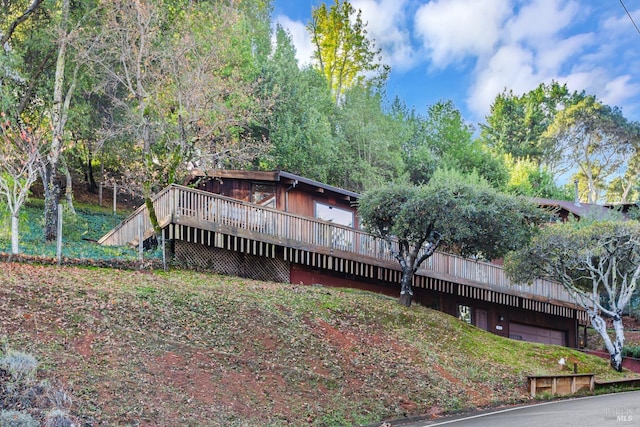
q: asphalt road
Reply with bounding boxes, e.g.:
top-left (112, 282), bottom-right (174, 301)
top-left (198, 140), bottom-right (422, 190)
top-left (399, 391), bottom-right (640, 427)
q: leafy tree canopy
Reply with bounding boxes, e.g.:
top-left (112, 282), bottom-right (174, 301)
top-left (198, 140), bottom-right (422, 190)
top-left (307, 0), bottom-right (389, 102)
top-left (330, 86), bottom-right (406, 191)
top-left (503, 155), bottom-right (572, 200)
top-left (543, 95), bottom-right (640, 203)
top-left (359, 169), bottom-right (544, 306)
top-left (481, 81), bottom-right (575, 164)
top-left (402, 100), bottom-right (508, 188)
top-left (505, 218), bottom-right (640, 371)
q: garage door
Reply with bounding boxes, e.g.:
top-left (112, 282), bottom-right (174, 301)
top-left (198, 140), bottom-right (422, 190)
top-left (509, 322), bottom-right (566, 346)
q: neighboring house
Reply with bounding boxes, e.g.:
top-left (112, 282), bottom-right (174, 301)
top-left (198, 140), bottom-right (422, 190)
top-left (100, 169), bottom-right (588, 348)
top-left (532, 197), bottom-right (625, 222)
top-left (603, 201), bottom-right (638, 216)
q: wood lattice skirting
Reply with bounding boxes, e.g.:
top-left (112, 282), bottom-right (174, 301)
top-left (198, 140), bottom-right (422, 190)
top-left (173, 240), bottom-right (290, 283)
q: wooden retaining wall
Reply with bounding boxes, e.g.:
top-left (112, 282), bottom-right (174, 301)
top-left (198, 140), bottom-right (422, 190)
top-left (528, 374), bottom-right (595, 397)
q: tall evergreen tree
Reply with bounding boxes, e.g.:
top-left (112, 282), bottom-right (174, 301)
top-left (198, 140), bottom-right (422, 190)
top-left (481, 82), bottom-right (574, 166)
top-left (331, 86), bottom-right (405, 191)
top-left (261, 26), bottom-right (337, 182)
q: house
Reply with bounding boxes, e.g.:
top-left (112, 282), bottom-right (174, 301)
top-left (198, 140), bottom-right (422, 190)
top-left (99, 169), bottom-right (588, 348)
top-left (603, 201), bottom-right (638, 216)
top-left (532, 197), bottom-right (625, 222)
top-left (188, 169), bottom-right (360, 227)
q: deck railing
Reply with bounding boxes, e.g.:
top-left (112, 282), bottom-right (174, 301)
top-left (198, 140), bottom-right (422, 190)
top-left (99, 184), bottom-right (577, 304)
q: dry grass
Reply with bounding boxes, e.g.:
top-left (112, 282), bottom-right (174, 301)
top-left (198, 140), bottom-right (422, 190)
top-left (0, 262), bottom-right (635, 426)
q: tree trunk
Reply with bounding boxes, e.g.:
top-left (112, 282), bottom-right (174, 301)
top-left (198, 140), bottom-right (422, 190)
top-left (60, 154), bottom-right (75, 214)
top-left (610, 314), bottom-right (625, 372)
top-left (86, 149), bottom-right (98, 193)
top-left (11, 213), bottom-right (19, 255)
top-left (399, 268), bottom-right (414, 307)
top-left (590, 311), bottom-right (624, 372)
top-left (42, 165), bottom-right (60, 242)
top-left (145, 196), bottom-right (161, 235)
top-left (610, 351), bottom-right (623, 372)
top-left (43, 0), bottom-right (72, 241)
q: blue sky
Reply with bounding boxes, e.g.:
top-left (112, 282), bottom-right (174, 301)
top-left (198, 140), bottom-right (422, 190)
top-left (271, 0), bottom-right (640, 126)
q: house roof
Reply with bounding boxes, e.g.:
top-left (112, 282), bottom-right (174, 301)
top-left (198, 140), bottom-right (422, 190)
top-left (530, 197), bottom-right (623, 220)
top-left (188, 169), bottom-right (361, 201)
top-left (603, 201), bottom-right (639, 214)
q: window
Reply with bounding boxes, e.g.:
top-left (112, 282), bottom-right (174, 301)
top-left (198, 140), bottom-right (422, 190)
top-left (252, 183), bottom-right (276, 208)
top-left (314, 202), bottom-right (355, 250)
top-left (314, 202), bottom-right (354, 227)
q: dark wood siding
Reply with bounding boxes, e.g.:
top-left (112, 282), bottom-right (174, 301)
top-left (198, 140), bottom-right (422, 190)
top-left (284, 187), bottom-right (357, 223)
top-left (195, 177), bottom-right (252, 201)
top-left (284, 186), bottom-right (313, 216)
top-left (189, 171), bottom-right (359, 226)
top-left (195, 177), bottom-right (357, 222)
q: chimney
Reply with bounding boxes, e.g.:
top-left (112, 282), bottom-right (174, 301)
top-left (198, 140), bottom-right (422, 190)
top-left (574, 180), bottom-right (581, 206)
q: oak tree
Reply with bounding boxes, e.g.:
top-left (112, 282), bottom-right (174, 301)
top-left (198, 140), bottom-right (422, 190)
top-left (359, 169), bottom-right (543, 306)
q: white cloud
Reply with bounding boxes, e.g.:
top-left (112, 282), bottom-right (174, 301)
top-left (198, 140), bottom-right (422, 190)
top-left (352, 0), bottom-right (417, 71)
top-left (569, 73), bottom-right (640, 116)
top-left (602, 6), bottom-right (640, 35)
top-left (463, 0), bottom-right (622, 120)
top-left (414, 0), bottom-right (511, 68)
top-left (535, 33), bottom-right (594, 74)
top-left (563, 70), bottom-right (602, 94)
top-left (274, 15), bottom-right (314, 67)
top-left (505, 0), bottom-right (580, 44)
top-left (545, 5), bottom-right (640, 115)
top-left (602, 75), bottom-right (640, 107)
top-left (468, 45), bottom-right (538, 117)
top-left (553, 69), bottom-right (640, 116)
top-left (273, 0), bottom-right (640, 121)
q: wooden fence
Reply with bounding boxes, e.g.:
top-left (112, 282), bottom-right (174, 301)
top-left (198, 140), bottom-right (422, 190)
top-left (99, 184), bottom-right (579, 305)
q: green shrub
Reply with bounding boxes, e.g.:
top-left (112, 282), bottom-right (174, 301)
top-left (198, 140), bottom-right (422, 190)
top-left (622, 345), bottom-right (640, 359)
top-left (60, 205), bottom-right (90, 241)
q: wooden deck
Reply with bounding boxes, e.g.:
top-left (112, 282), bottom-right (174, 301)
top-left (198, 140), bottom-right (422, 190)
top-left (99, 184), bottom-right (586, 320)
